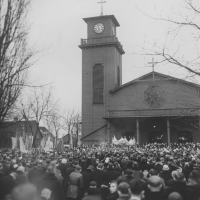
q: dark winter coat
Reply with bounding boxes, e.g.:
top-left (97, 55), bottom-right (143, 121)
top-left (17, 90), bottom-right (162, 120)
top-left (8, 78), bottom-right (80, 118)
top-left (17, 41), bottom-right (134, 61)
top-left (29, 166), bottom-right (46, 186)
top-left (187, 184), bottom-right (200, 200)
top-left (139, 161), bottom-right (150, 171)
top-left (159, 170), bottom-right (172, 184)
top-left (107, 191), bottom-right (119, 200)
top-left (166, 181), bottom-right (191, 200)
top-left (57, 163), bottom-right (67, 178)
top-left (16, 171), bottom-right (28, 185)
top-left (37, 172), bottom-right (65, 200)
top-left (145, 186), bottom-right (166, 200)
top-left (0, 174), bottom-right (17, 200)
top-left (117, 195), bottom-right (130, 200)
top-left (81, 169), bottom-right (92, 190)
top-left (104, 168), bottom-right (121, 183)
top-left (91, 169), bottom-right (106, 188)
top-left (63, 166), bottom-right (75, 192)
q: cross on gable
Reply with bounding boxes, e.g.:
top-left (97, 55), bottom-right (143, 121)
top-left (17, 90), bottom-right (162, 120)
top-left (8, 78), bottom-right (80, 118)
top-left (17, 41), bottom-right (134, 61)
top-left (148, 58), bottom-right (158, 71)
top-left (148, 58), bottom-right (158, 83)
top-left (98, 0), bottom-right (106, 16)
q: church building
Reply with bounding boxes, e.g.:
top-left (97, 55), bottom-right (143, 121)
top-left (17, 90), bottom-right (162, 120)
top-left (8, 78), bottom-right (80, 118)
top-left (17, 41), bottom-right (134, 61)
top-left (79, 14), bottom-right (200, 144)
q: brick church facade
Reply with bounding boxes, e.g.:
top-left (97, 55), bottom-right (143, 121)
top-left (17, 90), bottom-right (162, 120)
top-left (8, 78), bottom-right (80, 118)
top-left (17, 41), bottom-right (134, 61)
top-left (79, 15), bottom-right (200, 144)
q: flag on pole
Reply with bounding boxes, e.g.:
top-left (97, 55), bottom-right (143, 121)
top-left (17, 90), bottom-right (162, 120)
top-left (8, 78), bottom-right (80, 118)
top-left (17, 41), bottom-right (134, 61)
top-left (44, 136), bottom-right (51, 152)
top-left (19, 137), bottom-right (27, 153)
top-left (15, 126), bottom-right (20, 149)
top-left (70, 131), bottom-right (73, 149)
top-left (57, 138), bottom-right (64, 152)
top-left (11, 137), bottom-right (17, 149)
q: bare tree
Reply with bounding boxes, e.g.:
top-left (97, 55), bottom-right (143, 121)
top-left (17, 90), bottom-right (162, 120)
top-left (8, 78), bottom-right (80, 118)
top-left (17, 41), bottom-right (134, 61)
top-left (62, 108), bottom-right (81, 146)
top-left (0, 0), bottom-right (35, 122)
top-left (51, 111), bottom-right (63, 149)
top-left (73, 112), bottom-right (81, 146)
top-left (17, 86), bottom-right (58, 124)
top-left (139, 0), bottom-right (200, 79)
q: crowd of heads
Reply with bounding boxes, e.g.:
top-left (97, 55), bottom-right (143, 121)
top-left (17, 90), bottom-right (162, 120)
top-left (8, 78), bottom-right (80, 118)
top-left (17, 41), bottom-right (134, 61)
top-left (1, 142), bottom-right (200, 200)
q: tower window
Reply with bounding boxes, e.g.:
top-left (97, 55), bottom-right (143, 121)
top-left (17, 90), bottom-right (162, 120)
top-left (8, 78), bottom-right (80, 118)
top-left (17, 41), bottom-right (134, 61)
top-left (93, 64), bottom-right (104, 103)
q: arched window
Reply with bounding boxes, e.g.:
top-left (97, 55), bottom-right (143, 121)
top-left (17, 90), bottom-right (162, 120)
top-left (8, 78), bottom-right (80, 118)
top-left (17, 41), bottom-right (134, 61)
top-left (93, 64), bottom-right (104, 103)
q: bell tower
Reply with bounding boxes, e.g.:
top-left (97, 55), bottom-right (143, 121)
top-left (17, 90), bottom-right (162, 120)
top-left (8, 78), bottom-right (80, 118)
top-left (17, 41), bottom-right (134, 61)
top-left (79, 15), bottom-right (125, 143)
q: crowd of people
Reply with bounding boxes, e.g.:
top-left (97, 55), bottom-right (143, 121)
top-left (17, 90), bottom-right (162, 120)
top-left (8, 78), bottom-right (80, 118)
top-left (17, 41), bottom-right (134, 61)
top-left (1, 142), bottom-right (200, 200)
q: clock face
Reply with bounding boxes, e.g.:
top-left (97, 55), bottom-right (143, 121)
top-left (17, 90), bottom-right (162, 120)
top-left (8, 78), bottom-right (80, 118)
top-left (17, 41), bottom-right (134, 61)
top-left (94, 23), bottom-right (104, 33)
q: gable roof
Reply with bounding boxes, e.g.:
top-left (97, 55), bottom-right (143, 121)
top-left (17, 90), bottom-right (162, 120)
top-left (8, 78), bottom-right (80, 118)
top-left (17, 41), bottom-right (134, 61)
top-left (0, 120), bottom-right (41, 137)
top-left (110, 71), bottom-right (200, 93)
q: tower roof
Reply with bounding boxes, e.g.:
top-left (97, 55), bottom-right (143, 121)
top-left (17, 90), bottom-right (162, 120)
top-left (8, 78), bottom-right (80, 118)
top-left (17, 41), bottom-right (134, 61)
top-left (83, 15), bottom-right (120, 27)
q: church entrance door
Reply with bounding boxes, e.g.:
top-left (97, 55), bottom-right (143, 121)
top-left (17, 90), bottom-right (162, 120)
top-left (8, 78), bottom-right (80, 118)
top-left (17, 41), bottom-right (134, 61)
top-left (178, 131), bottom-right (193, 143)
top-left (148, 131), bottom-right (164, 143)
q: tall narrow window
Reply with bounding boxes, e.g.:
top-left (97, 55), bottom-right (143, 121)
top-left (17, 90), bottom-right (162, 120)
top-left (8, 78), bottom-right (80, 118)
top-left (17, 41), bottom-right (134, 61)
top-left (117, 66), bottom-right (120, 86)
top-left (93, 64), bottom-right (104, 103)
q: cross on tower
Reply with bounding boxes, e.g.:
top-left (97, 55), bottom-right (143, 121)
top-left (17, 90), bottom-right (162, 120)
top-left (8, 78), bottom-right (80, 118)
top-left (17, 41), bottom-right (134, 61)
top-left (98, 0), bottom-right (106, 16)
top-left (148, 58), bottom-right (158, 83)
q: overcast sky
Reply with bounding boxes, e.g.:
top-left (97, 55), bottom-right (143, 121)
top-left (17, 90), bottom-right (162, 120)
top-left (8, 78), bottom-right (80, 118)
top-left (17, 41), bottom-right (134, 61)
top-left (26, 0), bottom-right (196, 110)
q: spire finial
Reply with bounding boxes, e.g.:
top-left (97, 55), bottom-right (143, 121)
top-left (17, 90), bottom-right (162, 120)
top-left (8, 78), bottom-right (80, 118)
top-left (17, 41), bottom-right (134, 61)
top-left (148, 58), bottom-right (158, 83)
top-left (98, 0), bottom-right (106, 16)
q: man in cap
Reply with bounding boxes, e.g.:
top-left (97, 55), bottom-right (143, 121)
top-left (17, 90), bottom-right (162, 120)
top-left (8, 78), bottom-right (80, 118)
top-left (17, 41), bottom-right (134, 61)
top-left (85, 181), bottom-right (100, 196)
top-left (81, 165), bottom-right (94, 191)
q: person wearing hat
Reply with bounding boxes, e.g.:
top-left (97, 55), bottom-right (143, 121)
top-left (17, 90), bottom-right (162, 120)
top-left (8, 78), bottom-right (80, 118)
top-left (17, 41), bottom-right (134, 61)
top-left (81, 165), bottom-right (94, 191)
top-left (91, 163), bottom-right (106, 189)
top-left (85, 181), bottom-right (100, 196)
top-left (66, 165), bottom-right (84, 200)
top-left (159, 165), bottom-right (172, 184)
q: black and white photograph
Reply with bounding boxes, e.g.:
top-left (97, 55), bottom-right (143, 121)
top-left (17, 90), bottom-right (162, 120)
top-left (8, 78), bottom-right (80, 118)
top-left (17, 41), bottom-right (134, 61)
top-left (0, 0), bottom-right (200, 200)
